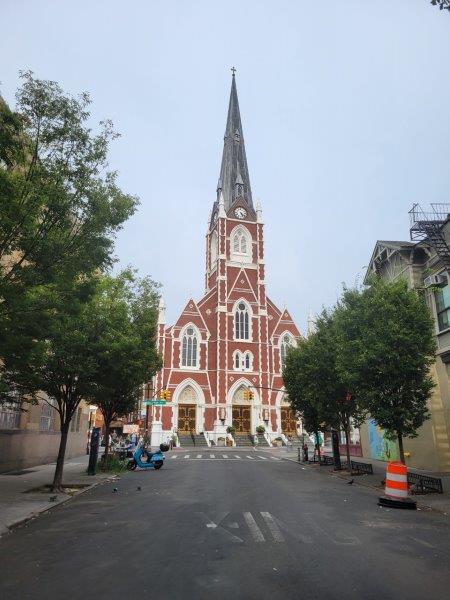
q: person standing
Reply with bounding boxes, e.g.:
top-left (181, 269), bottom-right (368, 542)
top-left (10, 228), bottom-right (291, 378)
top-left (253, 432), bottom-right (259, 451)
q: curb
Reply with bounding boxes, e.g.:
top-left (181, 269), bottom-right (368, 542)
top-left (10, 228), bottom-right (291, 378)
top-left (5, 476), bottom-right (114, 535)
top-left (276, 454), bottom-right (449, 516)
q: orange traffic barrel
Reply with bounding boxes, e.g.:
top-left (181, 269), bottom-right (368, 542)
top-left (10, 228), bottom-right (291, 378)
top-left (378, 461), bottom-right (416, 509)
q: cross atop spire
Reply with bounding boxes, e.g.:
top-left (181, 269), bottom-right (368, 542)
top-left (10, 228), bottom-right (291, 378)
top-left (216, 72), bottom-right (253, 212)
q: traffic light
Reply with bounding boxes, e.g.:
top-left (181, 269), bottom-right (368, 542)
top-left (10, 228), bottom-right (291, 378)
top-left (159, 389), bottom-right (171, 400)
top-left (243, 389), bottom-right (253, 401)
top-left (165, 390), bottom-right (171, 400)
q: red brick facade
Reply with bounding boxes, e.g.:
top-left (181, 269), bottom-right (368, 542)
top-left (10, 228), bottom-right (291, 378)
top-left (149, 76), bottom-right (301, 444)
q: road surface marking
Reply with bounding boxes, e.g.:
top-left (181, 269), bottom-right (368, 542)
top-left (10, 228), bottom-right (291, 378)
top-left (234, 455), bottom-right (242, 459)
top-left (169, 455), bottom-right (178, 459)
top-left (210, 454), bottom-right (216, 458)
top-left (222, 454), bottom-right (228, 459)
top-left (184, 455), bottom-right (190, 459)
top-left (196, 454), bottom-right (202, 459)
top-left (410, 536), bottom-right (435, 548)
top-left (260, 512), bottom-right (285, 542)
top-left (244, 512), bottom-right (265, 542)
top-left (246, 456), bottom-right (254, 459)
top-left (197, 512), bottom-right (243, 543)
top-left (271, 456), bottom-right (280, 460)
top-left (258, 456), bottom-right (267, 460)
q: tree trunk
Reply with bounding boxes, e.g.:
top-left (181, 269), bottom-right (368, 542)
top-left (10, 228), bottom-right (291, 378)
top-left (315, 431), bottom-right (321, 460)
top-left (344, 426), bottom-right (351, 473)
top-left (52, 422), bottom-right (70, 492)
top-left (397, 432), bottom-right (405, 464)
top-left (103, 420), bottom-right (112, 467)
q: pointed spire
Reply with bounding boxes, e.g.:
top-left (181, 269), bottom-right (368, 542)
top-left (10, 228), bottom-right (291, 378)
top-left (217, 70), bottom-right (253, 212)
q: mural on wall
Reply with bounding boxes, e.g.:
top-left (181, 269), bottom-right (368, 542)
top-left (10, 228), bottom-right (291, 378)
top-left (368, 419), bottom-right (398, 461)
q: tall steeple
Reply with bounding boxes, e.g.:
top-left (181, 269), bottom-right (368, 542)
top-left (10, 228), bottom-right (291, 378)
top-left (217, 70), bottom-right (253, 212)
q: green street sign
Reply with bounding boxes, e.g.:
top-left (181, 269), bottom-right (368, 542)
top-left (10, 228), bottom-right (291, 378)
top-left (144, 400), bottom-right (167, 406)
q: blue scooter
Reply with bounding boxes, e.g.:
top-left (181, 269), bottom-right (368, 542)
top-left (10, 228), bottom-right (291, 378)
top-left (126, 443), bottom-right (168, 471)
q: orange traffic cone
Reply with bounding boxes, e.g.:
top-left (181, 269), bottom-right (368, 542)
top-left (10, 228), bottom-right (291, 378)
top-left (378, 461), bottom-right (416, 509)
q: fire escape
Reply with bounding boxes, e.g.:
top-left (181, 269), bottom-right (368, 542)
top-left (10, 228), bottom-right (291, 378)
top-left (409, 203), bottom-right (450, 273)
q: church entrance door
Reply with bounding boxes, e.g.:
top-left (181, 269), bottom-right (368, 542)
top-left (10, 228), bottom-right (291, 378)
top-left (281, 408), bottom-right (297, 435)
top-left (232, 406), bottom-right (251, 433)
top-left (178, 405), bottom-right (196, 432)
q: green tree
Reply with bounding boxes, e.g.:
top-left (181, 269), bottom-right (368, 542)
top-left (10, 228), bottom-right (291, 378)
top-left (90, 270), bottom-right (162, 465)
top-left (431, 1), bottom-right (450, 12)
top-left (308, 311), bottom-right (365, 469)
top-left (283, 337), bottom-right (325, 459)
top-left (335, 278), bottom-right (436, 463)
top-left (0, 72), bottom-right (137, 402)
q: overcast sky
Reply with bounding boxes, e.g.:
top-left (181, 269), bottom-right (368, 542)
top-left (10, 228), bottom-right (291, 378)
top-left (2, 1), bottom-right (450, 331)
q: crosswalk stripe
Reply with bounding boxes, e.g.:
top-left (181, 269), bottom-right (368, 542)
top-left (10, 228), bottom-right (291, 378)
top-left (244, 512), bottom-right (265, 542)
top-left (196, 454), bottom-right (202, 459)
top-left (258, 456), bottom-right (267, 460)
top-left (210, 454), bottom-right (215, 458)
top-left (170, 455), bottom-right (178, 459)
top-left (246, 456), bottom-right (254, 460)
top-left (184, 455), bottom-right (190, 459)
top-left (271, 456), bottom-right (280, 460)
top-left (234, 455), bottom-right (242, 459)
top-left (222, 454), bottom-right (228, 459)
top-left (260, 512), bottom-right (285, 542)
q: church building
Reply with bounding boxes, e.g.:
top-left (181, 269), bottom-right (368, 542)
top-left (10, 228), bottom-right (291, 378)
top-left (149, 73), bottom-right (301, 446)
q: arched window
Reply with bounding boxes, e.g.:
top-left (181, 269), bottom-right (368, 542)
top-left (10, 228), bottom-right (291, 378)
top-left (245, 352), bottom-right (251, 370)
top-left (280, 334), bottom-right (293, 370)
top-left (235, 302), bottom-right (250, 340)
top-left (182, 326), bottom-right (198, 368)
top-left (234, 352), bottom-right (241, 370)
top-left (233, 227), bottom-right (248, 255)
top-left (210, 231), bottom-right (218, 269)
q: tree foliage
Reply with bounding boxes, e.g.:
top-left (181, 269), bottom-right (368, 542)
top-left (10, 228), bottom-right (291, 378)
top-left (335, 278), bottom-right (436, 462)
top-left (0, 72), bottom-right (138, 402)
top-left (89, 270), bottom-right (162, 462)
top-left (431, 0), bottom-right (450, 12)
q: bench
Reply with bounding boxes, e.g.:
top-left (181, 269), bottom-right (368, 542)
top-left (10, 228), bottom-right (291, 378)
top-left (407, 472), bottom-right (443, 494)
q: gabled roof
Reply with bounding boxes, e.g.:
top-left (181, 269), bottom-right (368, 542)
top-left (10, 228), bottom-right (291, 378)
top-left (364, 240), bottom-right (416, 283)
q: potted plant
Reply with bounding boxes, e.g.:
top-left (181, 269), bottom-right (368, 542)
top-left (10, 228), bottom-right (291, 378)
top-left (273, 436), bottom-right (283, 447)
top-left (217, 437), bottom-right (226, 447)
top-left (226, 426), bottom-right (236, 434)
top-left (256, 425), bottom-right (265, 434)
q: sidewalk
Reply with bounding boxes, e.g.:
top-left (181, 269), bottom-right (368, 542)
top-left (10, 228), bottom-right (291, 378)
top-left (266, 447), bottom-right (450, 515)
top-left (0, 453), bottom-right (113, 536)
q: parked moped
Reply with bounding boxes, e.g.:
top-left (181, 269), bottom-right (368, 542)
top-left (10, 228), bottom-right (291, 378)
top-left (126, 443), bottom-right (169, 471)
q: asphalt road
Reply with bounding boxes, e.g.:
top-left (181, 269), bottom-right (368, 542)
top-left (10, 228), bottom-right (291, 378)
top-left (1, 451), bottom-right (450, 600)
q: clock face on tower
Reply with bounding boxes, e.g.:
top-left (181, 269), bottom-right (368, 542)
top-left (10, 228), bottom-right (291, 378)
top-left (234, 207), bottom-right (247, 220)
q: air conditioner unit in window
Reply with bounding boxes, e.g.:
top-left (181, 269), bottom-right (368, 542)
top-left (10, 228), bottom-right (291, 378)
top-left (423, 274), bottom-right (448, 288)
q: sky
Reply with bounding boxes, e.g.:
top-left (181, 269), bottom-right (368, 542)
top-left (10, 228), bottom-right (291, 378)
top-left (2, 1), bottom-right (450, 331)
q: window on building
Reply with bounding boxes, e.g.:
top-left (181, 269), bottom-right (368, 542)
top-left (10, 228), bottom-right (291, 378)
top-left (234, 352), bottom-right (241, 369)
top-left (210, 231), bottom-right (218, 269)
top-left (280, 334), bottom-right (293, 370)
top-left (235, 302), bottom-right (250, 340)
top-left (0, 402), bottom-right (21, 430)
top-left (233, 227), bottom-right (248, 255)
top-left (40, 400), bottom-right (56, 432)
top-left (181, 326), bottom-right (198, 367)
top-left (435, 285), bottom-right (450, 331)
top-left (245, 352), bottom-right (251, 370)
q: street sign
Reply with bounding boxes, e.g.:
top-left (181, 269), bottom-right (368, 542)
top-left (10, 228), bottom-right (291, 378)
top-left (144, 400), bottom-right (167, 406)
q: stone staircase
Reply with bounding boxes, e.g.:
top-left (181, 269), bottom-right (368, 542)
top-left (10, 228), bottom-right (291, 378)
top-left (177, 433), bottom-right (208, 447)
top-left (233, 433), bottom-right (254, 447)
top-left (255, 434), bottom-right (270, 448)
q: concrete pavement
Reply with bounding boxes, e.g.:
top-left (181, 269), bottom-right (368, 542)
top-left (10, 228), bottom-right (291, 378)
top-left (1, 448), bottom-right (450, 600)
top-left (0, 453), bottom-right (112, 536)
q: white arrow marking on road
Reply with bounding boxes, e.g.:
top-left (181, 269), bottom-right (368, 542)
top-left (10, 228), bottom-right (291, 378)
top-left (197, 512), bottom-right (243, 543)
top-left (244, 512), bottom-right (265, 542)
top-left (260, 512), bottom-right (285, 542)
